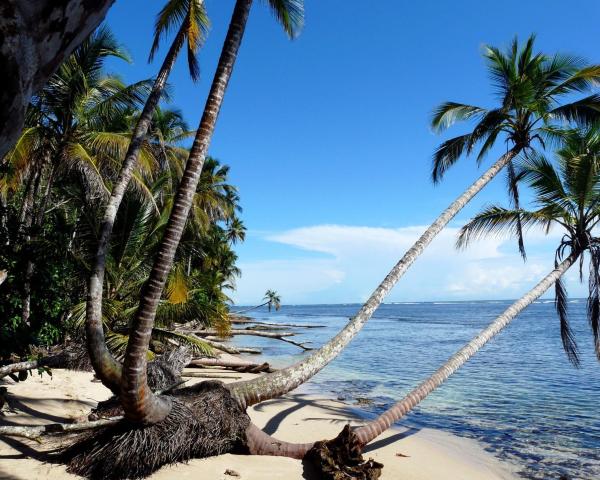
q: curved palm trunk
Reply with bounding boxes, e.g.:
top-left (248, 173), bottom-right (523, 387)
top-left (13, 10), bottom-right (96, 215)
top-left (120, 0), bottom-right (253, 424)
top-left (229, 147), bottom-right (521, 408)
top-left (85, 24), bottom-right (189, 394)
top-left (245, 253), bottom-right (577, 458)
top-left (234, 301), bottom-right (269, 314)
top-left (354, 253), bottom-right (577, 445)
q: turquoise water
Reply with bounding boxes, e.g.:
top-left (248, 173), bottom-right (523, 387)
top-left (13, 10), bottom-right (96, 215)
top-left (233, 301), bottom-right (600, 479)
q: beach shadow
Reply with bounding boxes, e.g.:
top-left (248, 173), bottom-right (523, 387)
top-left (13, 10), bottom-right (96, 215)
top-left (262, 400), bottom-right (309, 435)
top-left (7, 398), bottom-right (72, 424)
top-left (363, 427), bottom-right (420, 453)
top-left (0, 435), bottom-right (60, 462)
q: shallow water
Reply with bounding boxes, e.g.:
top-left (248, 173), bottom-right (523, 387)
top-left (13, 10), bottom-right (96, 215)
top-left (232, 301), bottom-right (600, 479)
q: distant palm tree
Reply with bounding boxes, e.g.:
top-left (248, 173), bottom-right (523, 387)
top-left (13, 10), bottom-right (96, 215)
top-left (352, 126), bottom-right (600, 446)
top-left (230, 37), bottom-right (600, 409)
top-left (264, 289), bottom-right (282, 312)
top-left (235, 290), bottom-right (281, 314)
top-left (225, 217), bottom-right (246, 245)
top-left (86, 0), bottom-right (210, 393)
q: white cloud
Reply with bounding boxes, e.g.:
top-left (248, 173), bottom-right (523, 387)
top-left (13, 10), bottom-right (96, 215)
top-left (233, 224), bottom-right (586, 304)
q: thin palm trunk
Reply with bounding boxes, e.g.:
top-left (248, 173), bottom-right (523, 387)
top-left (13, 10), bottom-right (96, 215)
top-left (86, 23), bottom-right (189, 394)
top-left (22, 161), bottom-right (57, 326)
top-left (234, 301), bottom-right (269, 314)
top-left (354, 252), bottom-right (577, 445)
top-left (230, 147), bottom-right (520, 408)
top-left (120, 0), bottom-right (253, 424)
top-left (20, 165), bottom-right (44, 326)
top-left (245, 252), bottom-right (577, 458)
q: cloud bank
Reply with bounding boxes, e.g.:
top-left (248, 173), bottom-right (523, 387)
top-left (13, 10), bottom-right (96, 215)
top-left (233, 224), bottom-right (585, 304)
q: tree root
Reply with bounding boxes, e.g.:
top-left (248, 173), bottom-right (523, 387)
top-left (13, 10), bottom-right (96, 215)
top-left (62, 381), bottom-right (250, 480)
top-left (306, 425), bottom-right (383, 480)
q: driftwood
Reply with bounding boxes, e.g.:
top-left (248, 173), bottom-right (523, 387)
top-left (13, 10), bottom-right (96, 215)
top-left (230, 319), bottom-right (326, 329)
top-left (196, 329), bottom-right (313, 351)
top-left (181, 373), bottom-right (242, 380)
top-left (0, 354), bottom-right (69, 379)
top-left (199, 337), bottom-right (261, 355)
top-left (0, 417), bottom-right (122, 440)
top-left (188, 358), bottom-right (274, 373)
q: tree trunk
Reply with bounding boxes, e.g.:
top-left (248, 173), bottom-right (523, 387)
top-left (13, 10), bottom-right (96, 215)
top-left (354, 253), bottom-right (577, 445)
top-left (233, 301), bottom-right (269, 314)
top-left (86, 24), bottom-right (190, 395)
top-left (22, 160), bottom-right (57, 327)
top-left (229, 147), bottom-right (521, 408)
top-left (20, 164), bottom-right (44, 327)
top-left (242, 252), bottom-right (577, 462)
top-left (120, 0), bottom-right (254, 424)
top-left (0, 1), bottom-right (115, 158)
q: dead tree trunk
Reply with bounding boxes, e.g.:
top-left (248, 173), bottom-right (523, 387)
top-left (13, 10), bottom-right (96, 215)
top-left (0, 1), bottom-right (115, 157)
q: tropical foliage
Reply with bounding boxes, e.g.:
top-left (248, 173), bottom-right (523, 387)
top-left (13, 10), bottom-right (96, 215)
top-left (0, 27), bottom-right (244, 359)
top-left (458, 125), bottom-right (600, 364)
top-left (432, 35), bottom-right (600, 257)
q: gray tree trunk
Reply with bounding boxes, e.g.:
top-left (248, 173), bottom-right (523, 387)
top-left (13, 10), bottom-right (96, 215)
top-left (244, 253), bottom-right (577, 458)
top-left (86, 24), bottom-right (190, 395)
top-left (354, 253), bottom-right (577, 444)
top-left (0, 1), bottom-right (114, 157)
top-left (230, 148), bottom-right (520, 408)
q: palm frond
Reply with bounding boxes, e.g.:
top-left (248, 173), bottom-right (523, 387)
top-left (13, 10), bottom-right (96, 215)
top-left (266, 0), bottom-right (304, 38)
top-left (555, 273), bottom-right (580, 366)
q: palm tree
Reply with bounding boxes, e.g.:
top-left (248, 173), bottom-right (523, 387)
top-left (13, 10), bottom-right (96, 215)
top-left (234, 289), bottom-right (281, 314)
top-left (118, 0), bottom-right (304, 424)
top-left (228, 36), bottom-right (600, 410)
top-left (4, 27), bottom-right (150, 328)
top-left (265, 289), bottom-right (281, 311)
top-left (351, 127), bottom-right (600, 446)
top-left (86, 0), bottom-right (210, 393)
top-left (225, 217), bottom-right (246, 244)
top-left (241, 126), bottom-right (600, 461)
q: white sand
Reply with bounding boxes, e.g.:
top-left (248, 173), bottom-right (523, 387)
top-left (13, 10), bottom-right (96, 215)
top-left (0, 369), bottom-right (517, 480)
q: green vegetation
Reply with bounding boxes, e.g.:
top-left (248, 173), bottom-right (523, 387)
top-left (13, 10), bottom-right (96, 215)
top-left (0, 27), bottom-right (242, 360)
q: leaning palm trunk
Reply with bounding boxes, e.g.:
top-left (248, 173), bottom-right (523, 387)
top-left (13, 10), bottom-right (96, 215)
top-left (120, 0), bottom-right (253, 424)
top-left (353, 252), bottom-right (577, 444)
top-left (243, 252), bottom-right (577, 459)
top-left (86, 23), bottom-right (189, 394)
top-left (229, 147), bottom-right (520, 408)
top-left (233, 301), bottom-right (269, 314)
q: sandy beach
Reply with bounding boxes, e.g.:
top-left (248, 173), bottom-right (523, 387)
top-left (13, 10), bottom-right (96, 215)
top-left (0, 366), bottom-right (517, 480)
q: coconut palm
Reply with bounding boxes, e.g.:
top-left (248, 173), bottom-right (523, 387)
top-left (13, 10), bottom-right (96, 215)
top-left (4, 27), bottom-right (151, 327)
top-left (349, 127), bottom-right (600, 446)
top-left (234, 289), bottom-right (281, 314)
top-left (239, 126), bottom-right (600, 462)
top-left (86, 0), bottom-right (210, 392)
top-left (117, 0), bottom-right (304, 424)
top-left (226, 36), bottom-right (600, 411)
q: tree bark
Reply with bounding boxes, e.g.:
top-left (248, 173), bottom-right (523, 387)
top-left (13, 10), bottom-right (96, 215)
top-left (0, 1), bottom-right (115, 158)
top-left (120, 0), bottom-right (254, 424)
top-left (354, 253), bottom-right (577, 445)
top-left (229, 148), bottom-right (521, 408)
top-left (86, 23), bottom-right (190, 396)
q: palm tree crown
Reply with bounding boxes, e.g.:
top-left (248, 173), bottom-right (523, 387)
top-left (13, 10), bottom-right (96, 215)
top-left (432, 35), bottom-right (600, 257)
top-left (264, 289), bottom-right (281, 311)
top-left (458, 126), bottom-right (600, 364)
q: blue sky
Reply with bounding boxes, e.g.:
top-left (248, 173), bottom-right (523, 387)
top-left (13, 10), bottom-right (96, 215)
top-left (105, 1), bottom-right (600, 304)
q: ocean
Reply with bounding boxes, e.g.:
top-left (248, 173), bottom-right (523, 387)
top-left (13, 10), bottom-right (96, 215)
top-left (232, 301), bottom-right (600, 479)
